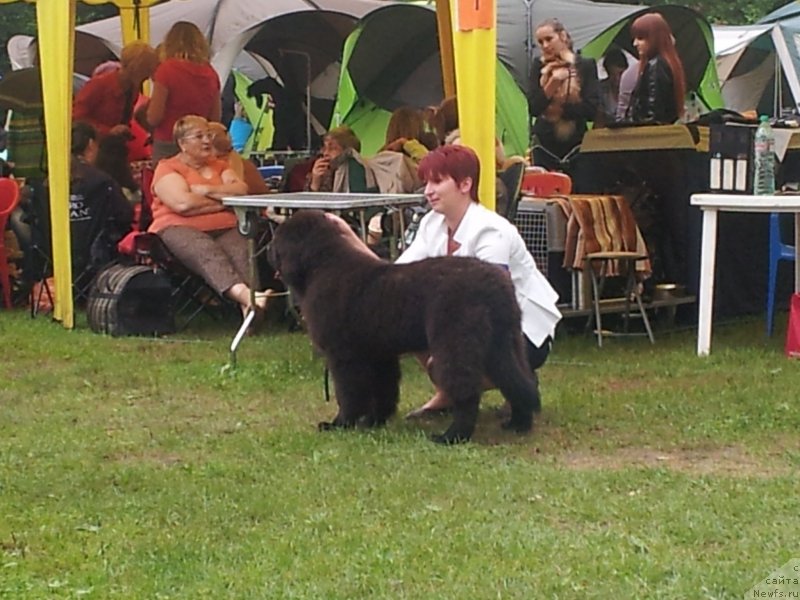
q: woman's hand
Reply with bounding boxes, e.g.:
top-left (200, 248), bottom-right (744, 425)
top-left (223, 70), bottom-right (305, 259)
top-left (190, 183), bottom-right (214, 197)
top-left (155, 172), bottom-right (225, 216)
top-left (109, 124), bottom-right (132, 138)
top-left (309, 157), bottom-right (330, 191)
top-left (311, 157), bottom-right (330, 179)
top-left (384, 137), bottom-right (408, 152)
top-left (133, 101), bottom-right (151, 131)
top-left (324, 213), bottom-right (377, 258)
top-left (189, 173), bottom-right (247, 200)
top-left (552, 67), bottom-right (571, 82)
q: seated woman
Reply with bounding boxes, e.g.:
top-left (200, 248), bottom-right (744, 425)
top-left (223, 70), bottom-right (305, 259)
top-left (380, 106), bottom-right (430, 162)
top-left (68, 122), bottom-right (134, 284)
top-left (148, 115), bottom-right (267, 317)
top-left (207, 121), bottom-right (269, 195)
top-left (306, 125), bottom-right (375, 193)
top-left (627, 12), bottom-right (686, 124)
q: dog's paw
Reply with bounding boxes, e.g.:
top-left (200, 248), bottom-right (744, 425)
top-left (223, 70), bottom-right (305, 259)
top-left (501, 415), bottom-right (533, 433)
top-left (430, 432), bottom-right (470, 445)
top-left (318, 421), bottom-right (336, 431)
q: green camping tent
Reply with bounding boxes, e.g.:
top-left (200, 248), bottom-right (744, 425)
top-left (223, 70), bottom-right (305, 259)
top-left (581, 5), bottom-right (724, 112)
top-left (331, 3), bottom-right (529, 157)
top-left (333, 3), bottom-right (724, 159)
top-left (232, 69), bottom-right (275, 155)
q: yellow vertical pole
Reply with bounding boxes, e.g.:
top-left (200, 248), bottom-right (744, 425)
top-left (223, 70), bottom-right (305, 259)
top-left (36, 0), bottom-right (76, 328)
top-left (118, 3), bottom-right (150, 45)
top-left (435, 0), bottom-right (456, 98)
top-left (451, 0), bottom-right (496, 209)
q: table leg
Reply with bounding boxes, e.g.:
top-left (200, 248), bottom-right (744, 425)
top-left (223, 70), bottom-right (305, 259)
top-left (398, 209), bottom-right (407, 251)
top-left (697, 208), bottom-right (718, 356)
top-left (230, 310), bottom-right (256, 367)
top-left (229, 215), bottom-right (260, 367)
top-left (359, 210), bottom-right (368, 244)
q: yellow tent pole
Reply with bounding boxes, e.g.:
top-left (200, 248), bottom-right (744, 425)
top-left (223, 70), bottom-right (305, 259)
top-left (118, 3), bottom-right (150, 44)
top-left (450, 0), bottom-right (496, 210)
top-left (80, 0), bottom-right (161, 45)
top-left (0, 0), bottom-right (167, 330)
top-left (37, 0), bottom-right (76, 328)
top-left (435, 0), bottom-right (456, 99)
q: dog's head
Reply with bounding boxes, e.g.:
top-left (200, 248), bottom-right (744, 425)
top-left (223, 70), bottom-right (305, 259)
top-left (268, 210), bottom-right (346, 296)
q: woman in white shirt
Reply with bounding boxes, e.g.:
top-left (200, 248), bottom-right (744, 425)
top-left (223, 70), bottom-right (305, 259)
top-left (397, 145), bottom-right (562, 417)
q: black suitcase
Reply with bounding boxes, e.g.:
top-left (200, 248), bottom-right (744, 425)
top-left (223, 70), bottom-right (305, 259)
top-left (87, 263), bottom-right (175, 336)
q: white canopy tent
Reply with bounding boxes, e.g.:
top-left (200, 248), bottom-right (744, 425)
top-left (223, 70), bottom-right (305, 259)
top-left (713, 22), bottom-right (800, 116)
top-left (76, 0), bottom-right (393, 80)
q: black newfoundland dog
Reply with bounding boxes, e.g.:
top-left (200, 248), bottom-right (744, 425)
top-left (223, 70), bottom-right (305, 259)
top-left (268, 210), bottom-right (540, 443)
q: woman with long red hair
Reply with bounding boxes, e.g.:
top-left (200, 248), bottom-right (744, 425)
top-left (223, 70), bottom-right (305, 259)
top-left (628, 12), bottom-right (686, 124)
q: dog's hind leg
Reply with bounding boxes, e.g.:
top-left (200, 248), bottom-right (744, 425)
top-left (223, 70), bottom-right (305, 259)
top-left (484, 338), bottom-right (539, 433)
top-left (427, 336), bottom-right (486, 443)
top-left (432, 395), bottom-right (481, 444)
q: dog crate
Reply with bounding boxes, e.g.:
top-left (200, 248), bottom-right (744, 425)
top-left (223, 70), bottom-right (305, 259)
top-left (514, 198), bottom-right (588, 309)
top-left (514, 199), bottom-right (549, 277)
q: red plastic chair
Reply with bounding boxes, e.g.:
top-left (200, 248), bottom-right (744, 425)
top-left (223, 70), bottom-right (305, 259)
top-left (117, 165), bottom-right (154, 256)
top-left (521, 170), bottom-right (573, 196)
top-left (0, 177), bottom-right (21, 309)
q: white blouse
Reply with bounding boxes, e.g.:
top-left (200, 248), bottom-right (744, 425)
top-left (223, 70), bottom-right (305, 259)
top-left (396, 202), bottom-right (562, 345)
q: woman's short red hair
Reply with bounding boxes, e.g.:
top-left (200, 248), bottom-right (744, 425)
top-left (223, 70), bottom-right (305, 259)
top-left (417, 145), bottom-right (481, 203)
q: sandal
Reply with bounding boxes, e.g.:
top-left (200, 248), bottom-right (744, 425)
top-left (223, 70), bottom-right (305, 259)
top-left (404, 406), bottom-right (451, 420)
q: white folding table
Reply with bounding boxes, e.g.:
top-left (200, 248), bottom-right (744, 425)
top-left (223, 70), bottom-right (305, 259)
top-left (691, 193), bottom-right (800, 356)
top-left (221, 192), bottom-right (426, 364)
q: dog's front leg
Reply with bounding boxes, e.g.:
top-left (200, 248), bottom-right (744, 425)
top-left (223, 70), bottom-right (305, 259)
top-left (432, 396), bottom-right (480, 444)
top-left (318, 359), bottom-right (369, 431)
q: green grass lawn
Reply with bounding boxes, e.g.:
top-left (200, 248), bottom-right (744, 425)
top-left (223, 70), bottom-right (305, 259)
top-left (1, 310), bottom-right (798, 599)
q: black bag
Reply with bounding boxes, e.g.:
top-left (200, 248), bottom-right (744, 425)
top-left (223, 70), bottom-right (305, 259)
top-left (87, 264), bottom-right (175, 336)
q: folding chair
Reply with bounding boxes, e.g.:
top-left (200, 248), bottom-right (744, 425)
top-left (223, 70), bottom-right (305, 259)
top-left (119, 167), bottom-right (236, 329)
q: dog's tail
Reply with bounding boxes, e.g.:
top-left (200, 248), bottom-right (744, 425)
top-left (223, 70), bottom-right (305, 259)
top-left (484, 334), bottom-right (540, 432)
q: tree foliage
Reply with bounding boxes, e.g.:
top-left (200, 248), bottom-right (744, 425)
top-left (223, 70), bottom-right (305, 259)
top-left (610, 0), bottom-right (789, 25)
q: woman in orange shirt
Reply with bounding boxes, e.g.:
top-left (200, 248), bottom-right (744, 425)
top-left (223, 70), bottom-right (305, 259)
top-left (149, 115), bottom-right (267, 315)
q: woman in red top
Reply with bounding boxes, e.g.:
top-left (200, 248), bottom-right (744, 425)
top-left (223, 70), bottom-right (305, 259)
top-left (73, 42), bottom-right (159, 139)
top-left (149, 115), bottom-right (267, 316)
top-left (141, 22), bottom-right (222, 162)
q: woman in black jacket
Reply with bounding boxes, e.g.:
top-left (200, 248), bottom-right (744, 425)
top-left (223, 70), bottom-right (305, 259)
top-left (528, 19), bottom-right (599, 178)
top-left (628, 12), bottom-right (686, 124)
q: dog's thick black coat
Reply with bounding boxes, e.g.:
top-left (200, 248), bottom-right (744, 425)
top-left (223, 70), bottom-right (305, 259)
top-left (269, 210), bottom-right (540, 443)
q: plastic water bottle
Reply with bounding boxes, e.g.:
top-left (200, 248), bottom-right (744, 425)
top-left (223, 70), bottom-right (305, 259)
top-left (753, 115), bottom-right (775, 195)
